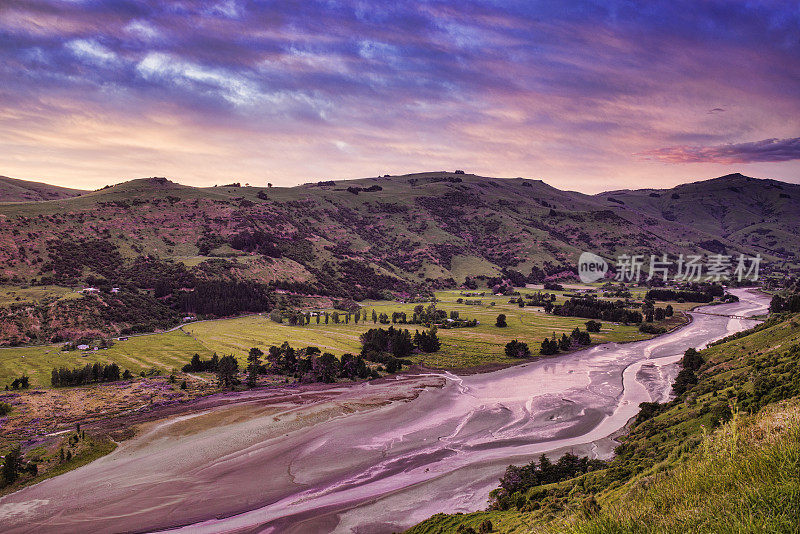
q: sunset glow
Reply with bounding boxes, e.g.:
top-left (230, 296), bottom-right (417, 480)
top-left (2, 1), bottom-right (799, 191)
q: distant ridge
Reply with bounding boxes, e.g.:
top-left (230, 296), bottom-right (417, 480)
top-left (0, 176), bottom-right (86, 202)
top-left (0, 170), bottom-right (796, 345)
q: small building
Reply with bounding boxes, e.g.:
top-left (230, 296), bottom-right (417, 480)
top-left (110, 287), bottom-right (120, 293)
top-left (81, 287), bottom-right (99, 294)
top-left (77, 344), bottom-right (90, 350)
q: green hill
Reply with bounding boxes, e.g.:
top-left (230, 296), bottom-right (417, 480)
top-left (0, 176), bottom-right (85, 203)
top-left (595, 173), bottom-right (800, 264)
top-left (0, 171), bottom-right (796, 344)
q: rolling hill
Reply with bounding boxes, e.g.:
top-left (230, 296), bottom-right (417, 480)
top-left (595, 173), bottom-right (799, 261)
top-left (0, 171), bottom-right (796, 344)
top-left (0, 176), bottom-right (86, 203)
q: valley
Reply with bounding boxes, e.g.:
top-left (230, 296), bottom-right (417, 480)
top-left (3, 4), bottom-right (799, 533)
top-left (0, 290), bottom-right (769, 533)
top-left (0, 173), bottom-right (796, 534)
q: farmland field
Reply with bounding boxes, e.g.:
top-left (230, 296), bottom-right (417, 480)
top-left (0, 287), bottom-right (689, 387)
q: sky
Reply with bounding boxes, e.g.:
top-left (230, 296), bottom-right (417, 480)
top-left (1, 0), bottom-right (799, 193)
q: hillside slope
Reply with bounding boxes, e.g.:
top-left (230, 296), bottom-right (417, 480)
top-left (1, 172), bottom-right (795, 286)
top-left (595, 173), bottom-right (800, 263)
top-left (0, 171), bottom-right (796, 344)
top-left (0, 176), bottom-right (86, 202)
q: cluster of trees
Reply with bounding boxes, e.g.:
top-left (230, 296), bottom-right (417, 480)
top-left (178, 280), bottom-right (274, 316)
top-left (360, 326), bottom-right (441, 364)
top-left (180, 344), bottom-right (393, 388)
top-left (50, 363), bottom-right (128, 387)
top-left (1, 444), bottom-right (35, 488)
top-left (182, 353), bottom-right (220, 372)
top-left (509, 292), bottom-right (557, 310)
top-left (641, 298), bottom-right (673, 321)
top-left (543, 282), bottom-right (565, 291)
top-left (228, 230), bottom-right (282, 257)
top-left (672, 347), bottom-right (703, 396)
top-left (270, 305), bottom-right (474, 329)
top-left (489, 453), bottom-right (606, 510)
top-left (271, 309), bottom-right (364, 326)
top-left (330, 259), bottom-right (414, 300)
top-left (41, 238), bottom-right (123, 284)
top-left (345, 185), bottom-right (382, 194)
top-left (414, 329), bottom-right (442, 352)
top-left (366, 304), bottom-right (477, 329)
top-left (770, 293), bottom-right (800, 313)
top-left (504, 340), bottom-right (530, 358)
top-left (265, 342), bottom-right (378, 382)
top-left (360, 326), bottom-right (415, 360)
top-left (551, 297), bottom-right (643, 324)
top-left (585, 320), bottom-right (602, 332)
top-left (127, 255), bottom-right (196, 295)
top-left (181, 353), bottom-right (239, 387)
top-left (5, 375), bottom-right (29, 390)
top-left (540, 327), bottom-right (592, 355)
top-left (645, 289), bottom-right (713, 303)
top-left (215, 355), bottom-right (239, 388)
top-left (639, 323), bottom-right (666, 334)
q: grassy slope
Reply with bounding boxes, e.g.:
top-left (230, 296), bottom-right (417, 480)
top-left (0, 288), bottom-right (686, 387)
top-left (0, 434), bottom-right (117, 497)
top-left (0, 329), bottom-right (213, 387)
top-left (595, 173), bottom-right (800, 268)
top-left (406, 313), bottom-right (800, 534)
top-left (407, 399), bottom-right (800, 534)
top-left (0, 176), bottom-right (86, 203)
top-left (563, 400), bottom-right (800, 533)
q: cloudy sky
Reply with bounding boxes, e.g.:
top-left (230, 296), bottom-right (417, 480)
top-left (1, 0), bottom-right (799, 193)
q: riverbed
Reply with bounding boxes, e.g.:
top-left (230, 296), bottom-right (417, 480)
top-left (0, 289), bottom-right (769, 534)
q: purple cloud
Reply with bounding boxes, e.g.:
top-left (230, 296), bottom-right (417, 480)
top-left (638, 137), bottom-right (800, 164)
top-left (0, 1), bottom-right (799, 191)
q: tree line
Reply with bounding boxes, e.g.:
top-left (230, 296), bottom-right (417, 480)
top-left (360, 326), bottom-right (441, 360)
top-left (489, 453), bottom-right (607, 511)
top-left (539, 326), bottom-right (593, 355)
top-left (263, 343), bottom-right (377, 382)
top-left (770, 293), bottom-right (800, 313)
top-left (551, 297), bottom-right (644, 324)
top-left (50, 363), bottom-right (131, 387)
top-left (645, 288), bottom-right (713, 303)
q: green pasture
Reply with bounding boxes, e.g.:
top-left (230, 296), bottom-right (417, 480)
top-left (0, 288), bottom-right (685, 387)
top-left (0, 329), bottom-right (212, 388)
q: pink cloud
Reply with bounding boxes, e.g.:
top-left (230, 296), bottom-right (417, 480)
top-left (638, 137), bottom-right (800, 164)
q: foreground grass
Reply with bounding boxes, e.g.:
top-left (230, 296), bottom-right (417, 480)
top-left (407, 399), bottom-right (800, 534)
top-left (565, 401), bottom-right (800, 534)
